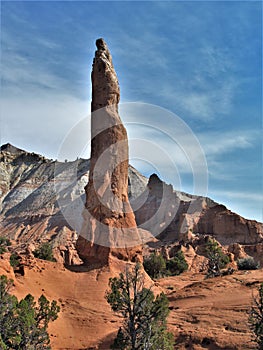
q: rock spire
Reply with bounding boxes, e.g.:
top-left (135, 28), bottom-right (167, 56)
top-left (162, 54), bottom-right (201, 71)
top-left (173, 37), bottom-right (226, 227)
top-left (76, 38), bottom-right (142, 266)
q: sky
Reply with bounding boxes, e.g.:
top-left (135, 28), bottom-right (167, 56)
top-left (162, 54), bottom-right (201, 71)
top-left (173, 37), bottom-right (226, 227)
top-left (1, 1), bottom-right (262, 222)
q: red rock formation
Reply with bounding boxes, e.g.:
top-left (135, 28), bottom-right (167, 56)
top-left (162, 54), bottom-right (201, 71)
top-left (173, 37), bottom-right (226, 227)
top-left (194, 204), bottom-right (263, 245)
top-left (134, 174), bottom-right (263, 247)
top-left (76, 39), bottom-right (142, 265)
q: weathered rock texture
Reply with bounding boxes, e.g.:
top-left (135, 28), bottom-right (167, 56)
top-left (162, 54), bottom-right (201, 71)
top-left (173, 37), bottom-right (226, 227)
top-left (0, 143), bottom-right (146, 265)
top-left (76, 39), bottom-right (142, 265)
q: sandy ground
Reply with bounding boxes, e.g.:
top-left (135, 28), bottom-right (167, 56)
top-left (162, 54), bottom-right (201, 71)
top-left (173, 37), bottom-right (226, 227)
top-left (0, 255), bottom-right (262, 350)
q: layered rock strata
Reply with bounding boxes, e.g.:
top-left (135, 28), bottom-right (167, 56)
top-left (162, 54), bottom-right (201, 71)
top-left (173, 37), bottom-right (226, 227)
top-left (76, 39), bottom-right (142, 265)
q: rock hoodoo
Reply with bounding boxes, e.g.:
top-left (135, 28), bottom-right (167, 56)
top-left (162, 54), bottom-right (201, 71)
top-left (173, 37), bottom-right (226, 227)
top-left (76, 38), bottom-right (142, 265)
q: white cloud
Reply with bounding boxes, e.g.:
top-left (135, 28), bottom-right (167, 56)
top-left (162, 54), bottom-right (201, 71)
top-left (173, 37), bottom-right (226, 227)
top-left (1, 93), bottom-right (89, 160)
top-left (196, 129), bottom-right (260, 182)
top-left (208, 189), bottom-right (263, 222)
top-left (2, 58), bottom-right (66, 93)
top-left (210, 190), bottom-right (263, 203)
top-left (198, 130), bottom-right (257, 157)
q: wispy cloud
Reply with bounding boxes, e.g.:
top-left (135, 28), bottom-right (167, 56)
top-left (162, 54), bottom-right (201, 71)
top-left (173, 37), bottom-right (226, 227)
top-left (1, 28), bottom-right (65, 93)
top-left (148, 41), bottom-right (239, 121)
top-left (174, 86), bottom-right (235, 120)
top-left (197, 129), bottom-right (261, 183)
top-left (210, 190), bottom-right (263, 203)
top-left (2, 54), bottom-right (66, 93)
top-left (1, 26), bottom-right (90, 159)
top-left (198, 130), bottom-right (258, 156)
top-left (208, 190), bottom-right (263, 222)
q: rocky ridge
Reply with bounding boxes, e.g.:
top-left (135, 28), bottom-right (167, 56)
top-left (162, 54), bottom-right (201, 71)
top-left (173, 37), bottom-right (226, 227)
top-left (1, 142), bottom-right (262, 267)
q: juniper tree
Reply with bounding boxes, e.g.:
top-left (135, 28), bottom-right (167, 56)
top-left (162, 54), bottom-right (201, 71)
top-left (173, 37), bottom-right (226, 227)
top-left (0, 275), bottom-right (60, 349)
top-left (249, 283), bottom-right (263, 349)
top-left (205, 238), bottom-right (229, 278)
top-left (106, 264), bottom-right (174, 350)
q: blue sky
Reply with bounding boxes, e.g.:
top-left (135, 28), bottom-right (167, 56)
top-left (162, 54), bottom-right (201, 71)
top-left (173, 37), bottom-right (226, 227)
top-left (1, 1), bottom-right (262, 222)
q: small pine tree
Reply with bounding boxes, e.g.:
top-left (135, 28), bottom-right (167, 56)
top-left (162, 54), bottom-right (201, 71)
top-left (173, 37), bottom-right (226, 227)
top-left (143, 252), bottom-right (166, 279)
top-left (106, 264), bottom-right (174, 350)
top-left (144, 250), bottom-right (188, 279)
top-left (33, 242), bottom-right (55, 262)
top-left (0, 275), bottom-right (60, 349)
top-left (10, 253), bottom-right (20, 268)
top-left (205, 238), bottom-right (229, 278)
top-left (249, 283), bottom-right (263, 349)
top-left (0, 275), bottom-right (18, 347)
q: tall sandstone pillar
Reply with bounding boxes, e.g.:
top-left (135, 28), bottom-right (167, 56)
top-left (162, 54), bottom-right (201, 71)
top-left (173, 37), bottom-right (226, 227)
top-left (76, 38), bottom-right (142, 266)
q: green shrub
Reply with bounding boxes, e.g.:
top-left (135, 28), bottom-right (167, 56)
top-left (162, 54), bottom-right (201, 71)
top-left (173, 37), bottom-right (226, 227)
top-left (240, 257), bottom-right (260, 270)
top-left (10, 253), bottom-right (20, 268)
top-left (143, 252), bottom-right (166, 279)
top-left (237, 257), bottom-right (259, 270)
top-left (0, 236), bottom-right (11, 254)
top-left (144, 250), bottom-right (188, 279)
top-left (33, 242), bottom-right (55, 262)
top-left (166, 250), bottom-right (188, 276)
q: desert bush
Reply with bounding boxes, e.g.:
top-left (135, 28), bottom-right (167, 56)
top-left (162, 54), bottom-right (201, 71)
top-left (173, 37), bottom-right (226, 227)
top-left (143, 252), bottom-right (166, 279)
top-left (0, 236), bottom-right (11, 255)
top-left (33, 242), bottom-right (55, 262)
top-left (166, 250), bottom-right (188, 276)
top-left (237, 257), bottom-right (259, 270)
top-left (0, 275), bottom-right (60, 349)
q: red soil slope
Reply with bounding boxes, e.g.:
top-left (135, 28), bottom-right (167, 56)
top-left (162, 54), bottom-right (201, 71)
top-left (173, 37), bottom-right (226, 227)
top-left (0, 255), bottom-right (262, 350)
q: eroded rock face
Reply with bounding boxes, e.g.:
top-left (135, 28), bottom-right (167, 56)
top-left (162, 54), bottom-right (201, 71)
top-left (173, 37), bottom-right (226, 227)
top-left (76, 39), bottom-right (142, 265)
top-left (133, 174), bottom-right (263, 249)
top-left (194, 205), bottom-right (263, 245)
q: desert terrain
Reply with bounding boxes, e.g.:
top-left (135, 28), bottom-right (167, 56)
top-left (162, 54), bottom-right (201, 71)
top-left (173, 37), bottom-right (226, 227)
top-left (1, 253), bottom-right (262, 350)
